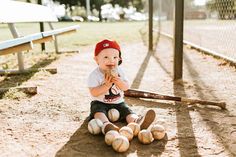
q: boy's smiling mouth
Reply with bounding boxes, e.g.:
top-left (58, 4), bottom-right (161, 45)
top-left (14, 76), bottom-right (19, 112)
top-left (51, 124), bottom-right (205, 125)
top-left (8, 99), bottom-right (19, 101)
top-left (106, 65), bottom-right (115, 69)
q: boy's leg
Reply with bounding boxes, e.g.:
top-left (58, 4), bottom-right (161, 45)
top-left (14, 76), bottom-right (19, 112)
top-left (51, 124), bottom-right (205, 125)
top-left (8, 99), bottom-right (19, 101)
top-left (126, 109), bottom-right (156, 130)
top-left (90, 101), bottom-right (119, 134)
top-left (94, 112), bottom-right (109, 123)
top-left (115, 102), bottom-right (156, 129)
top-left (94, 112), bottom-right (119, 133)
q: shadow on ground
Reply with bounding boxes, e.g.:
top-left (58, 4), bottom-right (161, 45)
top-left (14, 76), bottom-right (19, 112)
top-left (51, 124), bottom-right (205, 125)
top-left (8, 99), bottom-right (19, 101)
top-left (0, 57), bottom-right (57, 98)
top-left (55, 115), bottom-right (168, 157)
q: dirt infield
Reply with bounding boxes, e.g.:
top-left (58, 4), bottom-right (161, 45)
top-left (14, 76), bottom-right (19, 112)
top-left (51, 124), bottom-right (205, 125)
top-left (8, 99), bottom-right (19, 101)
top-left (0, 37), bottom-right (236, 157)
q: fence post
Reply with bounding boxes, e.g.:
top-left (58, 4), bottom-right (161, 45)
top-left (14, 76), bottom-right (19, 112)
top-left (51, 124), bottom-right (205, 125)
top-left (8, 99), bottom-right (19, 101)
top-left (173, 0), bottom-right (184, 80)
top-left (38, 0), bottom-right (45, 51)
top-left (148, 0), bottom-right (153, 51)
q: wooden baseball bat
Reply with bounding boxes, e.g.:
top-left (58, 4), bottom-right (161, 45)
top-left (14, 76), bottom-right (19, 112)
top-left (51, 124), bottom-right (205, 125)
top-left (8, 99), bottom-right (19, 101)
top-left (124, 89), bottom-right (226, 109)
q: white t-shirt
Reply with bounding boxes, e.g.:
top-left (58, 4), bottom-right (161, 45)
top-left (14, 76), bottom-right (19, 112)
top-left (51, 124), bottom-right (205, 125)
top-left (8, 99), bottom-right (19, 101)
top-left (87, 67), bottom-right (129, 104)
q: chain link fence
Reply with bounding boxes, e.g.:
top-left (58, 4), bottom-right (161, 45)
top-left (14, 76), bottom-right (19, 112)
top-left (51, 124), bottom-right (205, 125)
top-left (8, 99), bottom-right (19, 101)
top-left (141, 0), bottom-right (236, 63)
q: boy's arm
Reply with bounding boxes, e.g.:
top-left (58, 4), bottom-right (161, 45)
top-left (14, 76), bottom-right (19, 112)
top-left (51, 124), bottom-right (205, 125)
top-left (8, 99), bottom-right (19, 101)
top-left (89, 84), bottom-right (110, 97)
top-left (112, 77), bottom-right (129, 91)
top-left (89, 74), bottom-right (113, 97)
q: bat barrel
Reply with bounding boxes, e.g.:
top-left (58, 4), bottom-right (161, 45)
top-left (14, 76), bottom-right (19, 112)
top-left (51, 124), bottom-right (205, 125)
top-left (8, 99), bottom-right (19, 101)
top-left (124, 89), bottom-right (181, 101)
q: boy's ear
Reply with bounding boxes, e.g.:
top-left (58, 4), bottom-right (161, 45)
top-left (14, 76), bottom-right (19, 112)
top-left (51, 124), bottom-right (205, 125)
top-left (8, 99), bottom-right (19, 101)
top-left (118, 57), bottom-right (122, 65)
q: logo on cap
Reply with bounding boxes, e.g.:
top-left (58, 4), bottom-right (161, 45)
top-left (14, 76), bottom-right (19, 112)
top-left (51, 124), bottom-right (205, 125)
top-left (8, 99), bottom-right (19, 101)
top-left (103, 43), bottom-right (109, 47)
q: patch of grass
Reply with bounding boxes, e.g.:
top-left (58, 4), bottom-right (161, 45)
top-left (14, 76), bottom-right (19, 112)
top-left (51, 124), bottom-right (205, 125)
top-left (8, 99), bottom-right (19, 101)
top-left (0, 21), bottom-right (145, 52)
top-left (2, 88), bottom-right (27, 100)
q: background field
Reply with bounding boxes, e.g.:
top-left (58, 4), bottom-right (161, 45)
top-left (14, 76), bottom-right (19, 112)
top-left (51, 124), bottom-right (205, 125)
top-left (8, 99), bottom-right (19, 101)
top-left (0, 21), bottom-right (145, 50)
top-left (0, 21), bottom-right (145, 69)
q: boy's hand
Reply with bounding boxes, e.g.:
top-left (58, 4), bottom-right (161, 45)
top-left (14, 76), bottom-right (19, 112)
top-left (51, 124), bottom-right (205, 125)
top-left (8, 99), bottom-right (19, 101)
top-left (104, 73), bottom-right (113, 88)
top-left (112, 76), bottom-right (129, 91)
top-left (112, 76), bottom-right (123, 85)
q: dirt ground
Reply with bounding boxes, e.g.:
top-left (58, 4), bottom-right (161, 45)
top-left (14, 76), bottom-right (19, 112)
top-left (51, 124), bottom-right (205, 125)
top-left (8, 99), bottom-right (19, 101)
top-left (0, 37), bottom-right (236, 157)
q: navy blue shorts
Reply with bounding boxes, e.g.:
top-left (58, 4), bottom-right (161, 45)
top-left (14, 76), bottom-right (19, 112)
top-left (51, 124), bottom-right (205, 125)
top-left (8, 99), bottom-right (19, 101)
top-left (89, 100), bottom-right (135, 122)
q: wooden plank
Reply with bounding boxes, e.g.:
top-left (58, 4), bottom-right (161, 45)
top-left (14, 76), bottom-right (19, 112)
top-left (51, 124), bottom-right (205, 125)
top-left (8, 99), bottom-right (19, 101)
top-left (0, 1), bottom-right (58, 23)
top-left (33, 35), bottom-right (54, 44)
top-left (42, 25), bottom-right (80, 37)
top-left (56, 29), bottom-right (77, 36)
top-left (0, 68), bottom-right (57, 76)
top-left (0, 42), bottom-right (33, 56)
top-left (0, 86), bottom-right (37, 95)
top-left (0, 33), bottom-right (42, 50)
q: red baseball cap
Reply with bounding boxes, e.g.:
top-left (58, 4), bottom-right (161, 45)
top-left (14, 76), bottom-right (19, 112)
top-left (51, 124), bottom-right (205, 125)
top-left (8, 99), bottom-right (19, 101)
top-left (94, 39), bottom-right (122, 65)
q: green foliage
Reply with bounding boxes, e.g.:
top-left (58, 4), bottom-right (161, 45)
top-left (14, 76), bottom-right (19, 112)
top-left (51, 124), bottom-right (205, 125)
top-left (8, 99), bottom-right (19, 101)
top-left (90, 0), bottom-right (105, 19)
top-left (132, 0), bottom-right (144, 11)
top-left (2, 63), bottom-right (8, 70)
top-left (110, 0), bottom-right (130, 8)
top-left (3, 89), bottom-right (27, 100)
top-left (53, 0), bottom-right (144, 19)
top-left (53, 0), bottom-right (79, 8)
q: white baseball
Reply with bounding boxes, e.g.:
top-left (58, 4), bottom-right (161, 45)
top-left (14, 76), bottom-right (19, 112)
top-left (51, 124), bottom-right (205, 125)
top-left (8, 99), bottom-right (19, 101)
top-left (105, 130), bottom-right (120, 146)
top-left (112, 135), bottom-right (130, 153)
top-left (127, 122), bottom-right (140, 136)
top-left (119, 126), bottom-right (134, 141)
top-left (101, 123), bottom-right (106, 135)
top-left (138, 129), bottom-right (154, 144)
top-left (151, 124), bottom-right (166, 140)
top-left (108, 108), bottom-right (120, 122)
top-left (87, 119), bottom-right (103, 135)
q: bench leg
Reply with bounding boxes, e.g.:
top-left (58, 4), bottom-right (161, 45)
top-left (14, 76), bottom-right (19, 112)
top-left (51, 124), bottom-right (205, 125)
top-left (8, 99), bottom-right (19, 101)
top-left (8, 23), bottom-right (25, 71)
top-left (48, 22), bottom-right (59, 53)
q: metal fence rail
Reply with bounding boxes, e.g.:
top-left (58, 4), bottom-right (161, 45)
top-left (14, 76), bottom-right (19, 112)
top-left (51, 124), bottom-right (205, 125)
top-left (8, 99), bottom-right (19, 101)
top-left (142, 0), bottom-right (236, 64)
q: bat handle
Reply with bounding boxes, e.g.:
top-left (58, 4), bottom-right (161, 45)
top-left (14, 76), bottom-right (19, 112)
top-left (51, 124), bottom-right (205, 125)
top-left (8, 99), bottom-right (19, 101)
top-left (181, 98), bottom-right (226, 109)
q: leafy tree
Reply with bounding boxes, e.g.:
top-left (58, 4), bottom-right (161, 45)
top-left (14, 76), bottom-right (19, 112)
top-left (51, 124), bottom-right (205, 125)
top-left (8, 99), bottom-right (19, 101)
top-left (132, 0), bottom-right (144, 11)
top-left (90, 0), bottom-right (105, 20)
top-left (53, 0), bottom-right (79, 11)
top-left (53, 0), bottom-right (145, 21)
top-left (112, 0), bottom-right (144, 11)
top-left (110, 0), bottom-right (127, 7)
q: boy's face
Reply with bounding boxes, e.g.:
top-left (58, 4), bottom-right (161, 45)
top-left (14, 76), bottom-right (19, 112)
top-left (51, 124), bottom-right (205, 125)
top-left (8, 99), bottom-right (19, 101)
top-left (94, 48), bottom-right (120, 71)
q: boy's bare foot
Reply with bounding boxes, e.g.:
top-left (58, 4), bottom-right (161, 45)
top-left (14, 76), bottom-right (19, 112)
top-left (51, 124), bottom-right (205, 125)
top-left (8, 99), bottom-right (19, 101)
top-left (103, 122), bottom-right (119, 134)
top-left (135, 109), bottom-right (156, 129)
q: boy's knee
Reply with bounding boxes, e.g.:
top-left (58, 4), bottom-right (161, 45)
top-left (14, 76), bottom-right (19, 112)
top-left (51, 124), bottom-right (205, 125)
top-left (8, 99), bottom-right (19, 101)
top-left (94, 112), bottom-right (106, 117)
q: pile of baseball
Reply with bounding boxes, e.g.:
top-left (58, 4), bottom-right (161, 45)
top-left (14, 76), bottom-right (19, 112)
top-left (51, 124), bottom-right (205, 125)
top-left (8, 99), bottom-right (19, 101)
top-left (106, 123), bottom-right (166, 153)
top-left (88, 113), bottom-right (166, 153)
